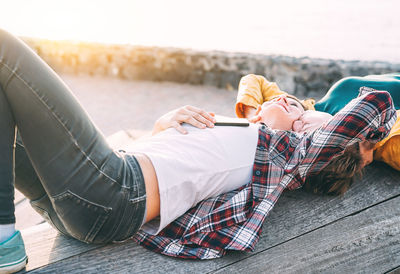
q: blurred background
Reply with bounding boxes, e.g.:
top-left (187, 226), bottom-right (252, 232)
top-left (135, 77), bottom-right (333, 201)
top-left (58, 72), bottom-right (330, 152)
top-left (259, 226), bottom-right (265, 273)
top-left (2, 0), bottom-right (399, 62)
top-left (2, 0), bottom-right (400, 135)
top-left (7, 2), bottom-right (400, 271)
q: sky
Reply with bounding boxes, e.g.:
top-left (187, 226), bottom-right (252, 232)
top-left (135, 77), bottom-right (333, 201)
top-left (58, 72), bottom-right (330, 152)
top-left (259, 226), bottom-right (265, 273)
top-left (1, 0), bottom-right (399, 62)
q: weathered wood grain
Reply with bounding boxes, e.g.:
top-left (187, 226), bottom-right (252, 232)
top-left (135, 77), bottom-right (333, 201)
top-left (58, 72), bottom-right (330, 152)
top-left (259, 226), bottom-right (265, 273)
top-left (214, 196), bottom-right (400, 274)
top-left (388, 266), bottom-right (400, 274)
top-left (252, 161), bottom-right (400, 250)
top-left (29, 239), bottom-right (218, 274)
top-left (21, 223), bottom-right (104, 272)
top-left (208, 162), bottom-right (400, 268)
top-left (15, 190), bottom-right (25, 205)
top-left (23, 162), bottom-right (400, 273)
top-left (15, 198), bottom-right (44, 230)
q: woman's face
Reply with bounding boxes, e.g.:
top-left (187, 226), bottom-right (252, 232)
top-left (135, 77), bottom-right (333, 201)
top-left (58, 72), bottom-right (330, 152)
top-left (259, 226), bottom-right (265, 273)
top-left (257, 95), bottom-right (305, 130)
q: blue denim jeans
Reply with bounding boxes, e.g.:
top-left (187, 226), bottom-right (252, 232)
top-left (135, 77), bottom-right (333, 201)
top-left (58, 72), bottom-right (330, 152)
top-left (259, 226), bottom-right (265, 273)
top-left (0, 29), bottom-right (146, 244)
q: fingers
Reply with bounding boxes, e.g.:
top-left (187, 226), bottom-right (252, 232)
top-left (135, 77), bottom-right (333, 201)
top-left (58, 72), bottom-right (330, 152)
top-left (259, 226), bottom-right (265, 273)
top-left (185, 105), bottom-right (216, 126)
top-left (243, 105), bottom-right (257, 119)
top-left (171, 121), bottom-right (188, 135)
top-left (154, 105), bottom-right (216, 135)
top-left (296, 111), bottom-right (333, 133)
top-left (177, 105), bottom-right (215, 129)
top-left (248, 115), bottom-right (261, 123)
top-left (185, 115), bottom-right (210, 129)
top-left (292, 120), bottom-right (304, 132)
top-left (154, 105), bottom-right (215, 135)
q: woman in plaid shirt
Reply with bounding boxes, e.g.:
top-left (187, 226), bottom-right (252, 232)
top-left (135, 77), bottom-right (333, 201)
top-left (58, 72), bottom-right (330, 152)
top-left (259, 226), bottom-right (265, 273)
top-left (0, 28), bottom-right (396, 273)
top-left (132, 87), bottom-right (396, 259)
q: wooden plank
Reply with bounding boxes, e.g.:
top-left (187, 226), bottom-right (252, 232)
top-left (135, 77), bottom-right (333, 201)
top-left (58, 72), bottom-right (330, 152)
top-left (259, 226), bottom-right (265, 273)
top-left (214, 195), bottom-right (400, 273)
top-left (15, 190), bottom-right (25, 205)
top-left (28, 233), bottom-right (219, 274)
top-left (15, 199), bottom-right (44, 230)
top-left (251, 161), bottom-right (400, 251)
top-left (388, 266), bottom-right (400, 274)
top-left (21, 223), bottom-right (105, 272)
top-left (23, 162), bottom-right (400, 273)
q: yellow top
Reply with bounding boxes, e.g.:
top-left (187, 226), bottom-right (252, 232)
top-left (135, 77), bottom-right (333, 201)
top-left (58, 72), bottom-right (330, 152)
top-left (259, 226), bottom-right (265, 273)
top-left (235, 74), bottom-right (400, 171)
top-left (374, 110), bottom-right (400, 170)
top-left (235, 74), bottom-right (315, 118)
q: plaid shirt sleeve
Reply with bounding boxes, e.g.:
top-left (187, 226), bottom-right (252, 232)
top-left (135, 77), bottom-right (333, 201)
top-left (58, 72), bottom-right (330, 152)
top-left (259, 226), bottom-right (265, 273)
top-left (132, 87), bottom-right (396, 260)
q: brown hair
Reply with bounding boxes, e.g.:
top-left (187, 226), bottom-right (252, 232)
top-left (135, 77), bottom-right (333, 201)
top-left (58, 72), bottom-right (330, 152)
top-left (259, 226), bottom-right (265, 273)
top-left (286, 95), bottom-right (312, 111)
top-left (303, 142), bottom-right (364, 195)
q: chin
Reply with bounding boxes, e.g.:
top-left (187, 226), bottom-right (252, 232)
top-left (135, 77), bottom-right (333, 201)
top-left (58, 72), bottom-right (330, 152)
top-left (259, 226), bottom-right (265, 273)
top-left (276, 125), bottom-right (292, 131)
top-left (261, 111), bottom-right (291, 130)
top-left (262, 120), bottom-right (291, 131)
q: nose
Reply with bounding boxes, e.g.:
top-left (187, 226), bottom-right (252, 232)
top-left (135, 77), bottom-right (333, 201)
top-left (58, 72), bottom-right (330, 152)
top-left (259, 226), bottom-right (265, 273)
top-left (277, 95), bottom-right (288, 105)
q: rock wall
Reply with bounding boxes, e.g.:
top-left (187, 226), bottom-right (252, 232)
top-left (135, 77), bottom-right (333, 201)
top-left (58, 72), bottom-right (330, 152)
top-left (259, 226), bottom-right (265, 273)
top-left (24, 37), bottom-right (400, 98)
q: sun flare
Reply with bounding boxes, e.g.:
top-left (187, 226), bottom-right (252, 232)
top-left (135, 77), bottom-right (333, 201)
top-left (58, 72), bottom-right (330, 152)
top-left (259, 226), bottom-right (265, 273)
top-left (1, 0), bottom-right (399, 61)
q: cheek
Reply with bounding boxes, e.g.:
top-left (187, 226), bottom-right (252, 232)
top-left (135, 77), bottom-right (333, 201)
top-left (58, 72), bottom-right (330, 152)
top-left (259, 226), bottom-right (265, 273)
top-left (260, 106), bottom-right (300, 129)
top-left (259, 106), bottom-right (274, 119)
top-left (258, 107), bottom-right (274, 123)
top-left (276, 112), bottom-right (297, 130)
top-left (262, 104), bottom-right (285, 116)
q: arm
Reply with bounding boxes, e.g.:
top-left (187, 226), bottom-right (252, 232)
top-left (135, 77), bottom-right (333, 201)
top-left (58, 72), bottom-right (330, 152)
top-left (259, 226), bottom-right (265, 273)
top-left (235, 74), bottom-right (287, 118)
top-left (152, 105), bottom-right (215, 135)
top-left (300, 88), bottom-right (397, 179)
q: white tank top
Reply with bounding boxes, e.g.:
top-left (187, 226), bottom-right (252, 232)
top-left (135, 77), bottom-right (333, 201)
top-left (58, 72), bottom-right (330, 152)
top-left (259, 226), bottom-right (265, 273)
top-left (124, 123), bottom-right (259, 234)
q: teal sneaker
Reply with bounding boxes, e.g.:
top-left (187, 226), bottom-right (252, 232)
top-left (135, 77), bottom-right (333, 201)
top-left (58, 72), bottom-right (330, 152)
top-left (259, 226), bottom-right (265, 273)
top-left (0, 231), bottom-right (27, 274)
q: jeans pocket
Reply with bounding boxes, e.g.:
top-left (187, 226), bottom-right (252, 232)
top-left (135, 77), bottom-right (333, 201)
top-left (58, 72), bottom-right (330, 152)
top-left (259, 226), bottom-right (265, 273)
top-left (51, 190), bottom-right (112, 243)
top-left (30, 195), bottom-right (69, 237)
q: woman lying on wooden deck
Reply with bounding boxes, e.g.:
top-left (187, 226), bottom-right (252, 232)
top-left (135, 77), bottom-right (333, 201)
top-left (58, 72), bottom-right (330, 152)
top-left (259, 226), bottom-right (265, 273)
top-left (0, 29), bottom-right (396, 273)
top-left (236, 73), bottom-right (400, 171)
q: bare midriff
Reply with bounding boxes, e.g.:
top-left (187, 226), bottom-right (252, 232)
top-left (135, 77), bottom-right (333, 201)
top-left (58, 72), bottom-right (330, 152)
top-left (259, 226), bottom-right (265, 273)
top-left (133, 153), bottom-right (160, 224)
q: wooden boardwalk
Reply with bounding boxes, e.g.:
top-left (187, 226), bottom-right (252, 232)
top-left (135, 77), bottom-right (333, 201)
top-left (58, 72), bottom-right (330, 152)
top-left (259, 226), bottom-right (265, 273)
top-left (13, 74), bottom-right (400, 273)
top-left (14, 129), bottom-right (400, 273)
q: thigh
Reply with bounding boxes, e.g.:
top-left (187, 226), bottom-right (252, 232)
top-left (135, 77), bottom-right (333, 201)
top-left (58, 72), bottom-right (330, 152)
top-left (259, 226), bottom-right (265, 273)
top-left (14, 136), bottom-right (69, 235)
top-left (0, 29), bottom-right (115, 196)
top-left (14, 134), bottom-right (46, 201)
top-left (0, 28), bottom-right (125, 202)
top-left (0, 29), bottom-right (146, 243)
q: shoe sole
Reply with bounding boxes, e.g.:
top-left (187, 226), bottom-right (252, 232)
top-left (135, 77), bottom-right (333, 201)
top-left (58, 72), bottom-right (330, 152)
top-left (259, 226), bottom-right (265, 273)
top-left (0, 256), bottom-right (28, 274)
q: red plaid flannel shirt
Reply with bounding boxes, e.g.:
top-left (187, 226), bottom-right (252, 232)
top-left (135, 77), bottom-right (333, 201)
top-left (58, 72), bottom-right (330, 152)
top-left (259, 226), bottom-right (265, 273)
top-left (132, 88), bottom-right (396, 259)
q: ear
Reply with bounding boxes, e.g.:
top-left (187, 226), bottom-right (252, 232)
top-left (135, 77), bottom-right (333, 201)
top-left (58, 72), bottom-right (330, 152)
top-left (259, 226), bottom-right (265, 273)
top-left (292, 120), bottom-right (304, 132)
